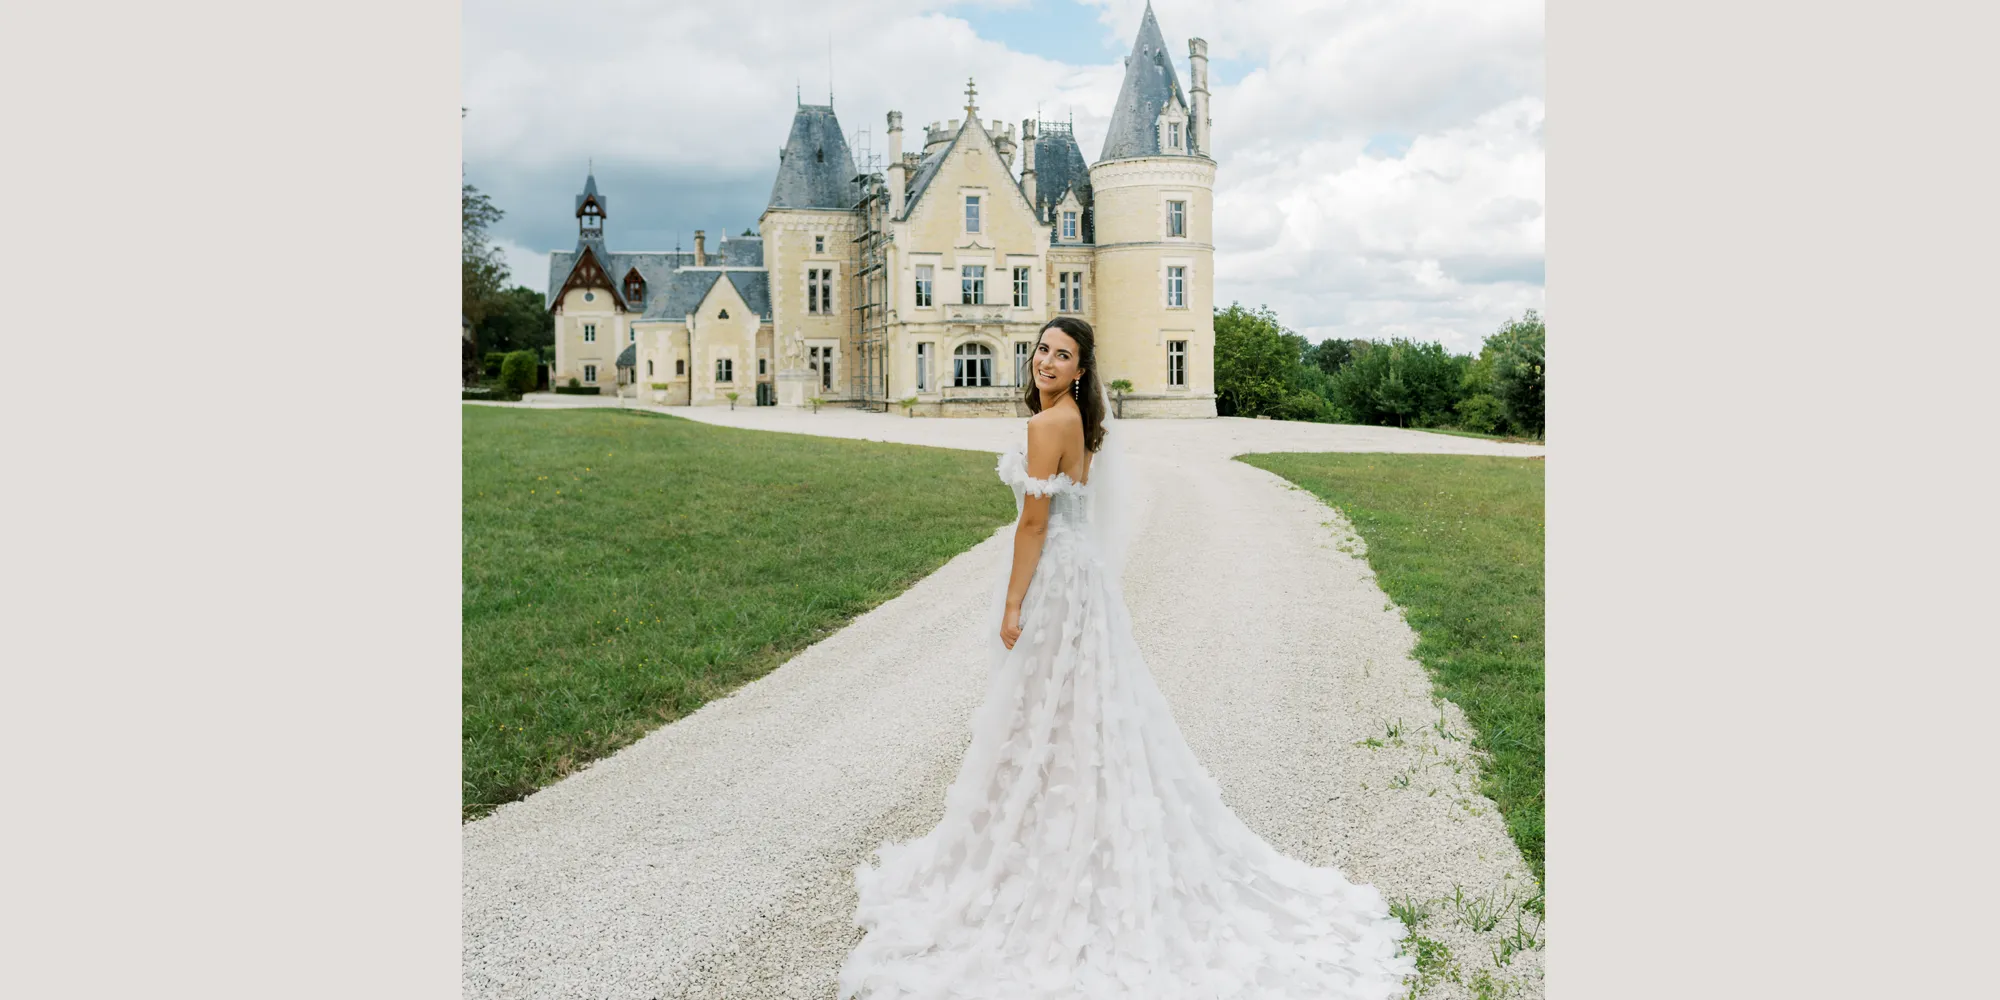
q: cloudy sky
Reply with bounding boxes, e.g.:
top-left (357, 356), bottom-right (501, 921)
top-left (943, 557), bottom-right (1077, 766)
top-left (463, 0), bottom-right (1542, 353)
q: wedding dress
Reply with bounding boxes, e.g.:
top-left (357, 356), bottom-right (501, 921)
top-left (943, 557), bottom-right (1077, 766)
top-left (839, 391), bottom-right (1415, 999)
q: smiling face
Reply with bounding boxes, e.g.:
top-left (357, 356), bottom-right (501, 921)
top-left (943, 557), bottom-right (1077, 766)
top-left (1032, 327), bottom-right (1084, 396)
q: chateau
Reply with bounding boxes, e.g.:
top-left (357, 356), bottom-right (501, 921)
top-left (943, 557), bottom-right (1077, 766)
top-left (544, 4), bottom-right (1217, 417)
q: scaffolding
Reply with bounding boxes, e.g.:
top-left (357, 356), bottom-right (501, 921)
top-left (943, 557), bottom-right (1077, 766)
top-left (847, 167), bottom-right (891, 410)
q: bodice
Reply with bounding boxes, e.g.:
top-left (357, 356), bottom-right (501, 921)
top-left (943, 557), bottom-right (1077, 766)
top-left (995, 447), bottom-right (1091, 526)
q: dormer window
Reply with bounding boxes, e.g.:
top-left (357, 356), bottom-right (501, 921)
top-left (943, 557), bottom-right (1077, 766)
top-left (1062, 211), bottom-right (1077, 241)
top-left (1169, 122), bottom-right (1181, 149)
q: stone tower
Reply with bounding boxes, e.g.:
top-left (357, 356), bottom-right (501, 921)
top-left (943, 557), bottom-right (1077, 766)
top-left (1087, 2), bottom-right (1217, 417)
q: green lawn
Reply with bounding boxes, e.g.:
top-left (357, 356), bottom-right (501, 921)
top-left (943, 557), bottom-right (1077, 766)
top-left (462, 406), bottom-right (1014, 819)
top-left (1238, 452), bottom-right (1546, 883)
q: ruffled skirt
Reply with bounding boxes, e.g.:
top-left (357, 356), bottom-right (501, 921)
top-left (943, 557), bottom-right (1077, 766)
top-left (840, 519), bottom-right (1415, 999)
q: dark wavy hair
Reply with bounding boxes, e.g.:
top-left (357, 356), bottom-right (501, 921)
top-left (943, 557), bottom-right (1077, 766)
top-left (1023, 316), bottom-right (1107, 453)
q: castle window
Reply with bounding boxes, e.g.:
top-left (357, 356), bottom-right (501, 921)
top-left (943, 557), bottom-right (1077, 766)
top-left (1062, 211), bottom-right (1077, 241)
top-left (719, 309), bottom-right (729, 320)
top-left (716, 358), bottom-right (734, 383)
top-left (1169, 122), bottom-right (1181, 150)
top-left (916, 342), bottom-right (932, 391)
top-left (1013, 266), bottom-right (1031, 308)
top-left (814, 235), bottom-right (825, 254)
top-left (915, 265), bottom-right (934, 307)
top-left (809, 346), bottom-right (834, 390)
top-left (964, 194), bottom-right (981, 233)
top-left (759, 358), bottom-right (767, 375)
top-left (953, 342), bottom-right (993, 387)
top-left (1168, 340), bottom-right (1187, 387)
top-left (629, 328), bottom-right (635, 343)
top-left (1168, 200), bottom-right (1186, 238)
top-left (961, 265), bottom-right (985, 305)
top-left (584, 363), bottom-right (598, 384)
top-left (1014, 341), bottom-right (1031, 387)
top-left (676, 359), bottom-right (685, 376)
top-left (583, 323), bottom-right (597, 343)
top-left (1059, 272), bottom-right (1083, 313)
top-left (808, 268), bottom-right (832, 314)
top-left (1166, 266), bottom-right (1186, 308)
top-left (647, 359), bottom-right (655, 376)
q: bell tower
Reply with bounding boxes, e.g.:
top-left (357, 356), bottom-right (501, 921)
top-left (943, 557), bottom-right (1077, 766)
top-left (575, 168), bottom-right (606, 245)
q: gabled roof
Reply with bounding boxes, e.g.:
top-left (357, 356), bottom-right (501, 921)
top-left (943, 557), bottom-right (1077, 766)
top-left (546, 249), bottom-right (698, 309)
top-left (768, 104), bottom-right (861, 210)
top-left (636, 269), bottom-right (772, 322)
top-left (901, 129), bottom-right (959, 220)
top-left (1100, 3), bottom-right (1190, 162)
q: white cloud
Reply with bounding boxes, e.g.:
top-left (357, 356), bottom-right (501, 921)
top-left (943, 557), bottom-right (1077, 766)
top-left (464, 0), bottom-right (1544, 351)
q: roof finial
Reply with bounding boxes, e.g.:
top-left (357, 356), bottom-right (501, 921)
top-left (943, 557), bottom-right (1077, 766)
top-left (965, 76), bottom-right (978, 117)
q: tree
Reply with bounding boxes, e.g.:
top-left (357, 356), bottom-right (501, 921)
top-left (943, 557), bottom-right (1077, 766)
top-left (1327, 338), bottom-right (1468, 428)
top-left (463, 182), bottom-right (509, 334)
top-left (477, 286), bottom-right (555, 356)
top-left (1305, 338), bottom-right (1359, 375)
top-left (499, 351), bottom-right (538, 394)
top-left (1487, 310), bottom-right (1545, 436)
top-left (1213, 303), bottom-right (1297, 417)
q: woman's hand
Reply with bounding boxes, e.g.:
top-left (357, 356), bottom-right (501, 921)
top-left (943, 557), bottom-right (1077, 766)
top-left (1000, 605), bottom-right (1023, 650)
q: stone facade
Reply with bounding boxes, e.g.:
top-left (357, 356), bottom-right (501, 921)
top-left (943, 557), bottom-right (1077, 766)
top-left (545, 5), bottom-right (1216, 417)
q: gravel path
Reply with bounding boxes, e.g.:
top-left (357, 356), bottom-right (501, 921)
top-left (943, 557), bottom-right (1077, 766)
top-left (462, 407), bottom-right (1546, 999)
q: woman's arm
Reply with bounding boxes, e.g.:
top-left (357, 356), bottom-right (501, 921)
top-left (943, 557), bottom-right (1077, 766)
top-left (1000, 417), bottom-right (1066, 649)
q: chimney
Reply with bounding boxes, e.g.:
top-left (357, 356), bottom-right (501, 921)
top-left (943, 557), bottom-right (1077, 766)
top-left (1189, 38), bottom-right (1211, 156)
top-left (885, 111), bottom-right (907, 218)
top-left (995, 121), bottom-right (1016, 172)
top-left (1020, 119), bottom-right (1038, 214)
top-left (693, 229), bottom-right (706, 266)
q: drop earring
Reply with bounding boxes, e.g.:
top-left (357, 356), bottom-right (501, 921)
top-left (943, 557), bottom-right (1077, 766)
top-left (1072, 377), bottom-right (1080, 400)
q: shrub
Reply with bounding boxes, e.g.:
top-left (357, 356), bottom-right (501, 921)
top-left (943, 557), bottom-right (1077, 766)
top-left (555, 385), bottom-right (600, 395)
top-left (899, 395), bottom-right (919, 417)
top-left (649, 382), bottom-right (672, 390)
top-left (463, 387), bottom-right (520, 402)
top-left (483, 352), bottom-right (507, 377)
top-left (1454, 393), bottom-right (1507, 435)
top-left (567, 376), bottom-right (580, 388)
top-left (499, 351), bottom-right (538, 394)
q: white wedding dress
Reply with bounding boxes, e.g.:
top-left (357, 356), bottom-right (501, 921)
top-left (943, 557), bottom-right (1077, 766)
top-left (838, 417), bottom-right (1415, 999)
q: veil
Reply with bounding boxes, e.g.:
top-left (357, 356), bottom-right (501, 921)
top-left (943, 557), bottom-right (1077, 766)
top-left (1086, 379), bottom-right (1148, 595)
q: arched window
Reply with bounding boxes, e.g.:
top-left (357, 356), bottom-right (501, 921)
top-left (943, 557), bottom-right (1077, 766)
top-left (953, 342), bottom-right (993, 387)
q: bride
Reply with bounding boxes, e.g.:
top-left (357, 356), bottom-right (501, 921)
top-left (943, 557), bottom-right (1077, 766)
top-left (839, 317), bottom-right (1415, 999)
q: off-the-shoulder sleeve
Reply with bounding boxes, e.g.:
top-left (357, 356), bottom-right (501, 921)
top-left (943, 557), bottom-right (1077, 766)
top-left (995, 449), bottom-right (1064, 497)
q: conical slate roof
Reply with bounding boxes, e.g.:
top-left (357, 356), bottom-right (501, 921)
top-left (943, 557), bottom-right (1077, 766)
top-left (768, 105), bottom-right (862, 210)
top-left (1032, 125), bottom-right (1093, 236)
top-left (1099, 3), bottom-right (1189, 162)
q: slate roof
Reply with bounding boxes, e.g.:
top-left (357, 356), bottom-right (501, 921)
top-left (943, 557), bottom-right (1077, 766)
top-left (1032, 126), bottom-right (1094, 241)
top-left (768, 104), bottom-right (862, 210)
top-left (615, 343), bottom-right (637, 368)
top-left (1100, 3), bottom-right (1190, 162)
top-left (726, 271), bottom-right (771, 318)
top-left (636, 269), bottom-right (772, 322)
top-left (546, 249), bottom-right (699, 309)
top-left (718, 235), bottom-right (764, 267)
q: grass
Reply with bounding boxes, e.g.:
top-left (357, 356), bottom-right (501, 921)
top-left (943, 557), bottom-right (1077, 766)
top-left (462, 406), bottom-right (1014, 819)
top-left (1238, 452), bottom-right (1544, 883)
top-left (1404, 425), bottom-right (1545, 445)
